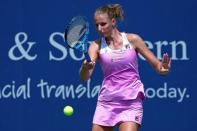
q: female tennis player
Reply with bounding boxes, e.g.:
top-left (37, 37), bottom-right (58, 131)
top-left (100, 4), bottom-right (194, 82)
top-left (79, 3), bottom-right (171, 131)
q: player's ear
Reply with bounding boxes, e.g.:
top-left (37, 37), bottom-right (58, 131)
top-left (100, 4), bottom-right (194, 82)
top-left (111, 18), bottom-right (116, 28)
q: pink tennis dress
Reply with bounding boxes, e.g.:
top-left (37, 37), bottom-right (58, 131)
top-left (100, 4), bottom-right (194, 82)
top-left (93, 33), bottom-right (145, 126)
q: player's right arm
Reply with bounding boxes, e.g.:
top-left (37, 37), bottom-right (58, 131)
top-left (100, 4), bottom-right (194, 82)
top-left (79, 40), bottom-right (100, 81)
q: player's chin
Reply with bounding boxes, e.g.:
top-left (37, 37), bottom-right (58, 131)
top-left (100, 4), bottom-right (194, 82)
top-left (98, 32), bottom-right (108, 37)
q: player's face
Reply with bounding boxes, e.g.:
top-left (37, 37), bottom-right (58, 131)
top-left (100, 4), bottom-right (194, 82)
top-left (94, 13), bottom-right (115, 37)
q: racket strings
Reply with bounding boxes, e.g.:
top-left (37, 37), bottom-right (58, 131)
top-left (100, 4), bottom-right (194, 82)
top-left (67, 18), bottom-right (87, 47)
top-left (65, 16), bottom-right (89, 52)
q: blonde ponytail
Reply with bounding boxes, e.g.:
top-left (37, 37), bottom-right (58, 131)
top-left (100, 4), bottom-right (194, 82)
top-left (95, 4), bottom-right (124, 21)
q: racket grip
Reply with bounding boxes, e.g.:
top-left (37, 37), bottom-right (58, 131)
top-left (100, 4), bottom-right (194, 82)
top-left (84, 52), bottom-right (91, 62)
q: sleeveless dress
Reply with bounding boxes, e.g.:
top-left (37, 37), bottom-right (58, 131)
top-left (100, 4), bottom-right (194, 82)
top-left (93, 32), bottom-right (145, 126)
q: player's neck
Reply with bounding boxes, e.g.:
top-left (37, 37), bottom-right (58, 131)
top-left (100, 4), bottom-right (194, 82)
top-left (105, 29), bottom-right (123, 49)
top-left (105, 29), bottom-right (121, 43)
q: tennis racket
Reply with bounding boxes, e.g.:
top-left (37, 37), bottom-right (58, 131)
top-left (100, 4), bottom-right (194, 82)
top-left (64, 15), bottom-right (91, 62)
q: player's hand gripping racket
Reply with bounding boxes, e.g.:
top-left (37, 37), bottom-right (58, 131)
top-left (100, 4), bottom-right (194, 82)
top-left (64, 16), bottom-right (91, 62)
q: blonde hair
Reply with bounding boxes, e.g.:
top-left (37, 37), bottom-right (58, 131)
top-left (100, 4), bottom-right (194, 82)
top-left (95, 4), bottom-right (124, 21)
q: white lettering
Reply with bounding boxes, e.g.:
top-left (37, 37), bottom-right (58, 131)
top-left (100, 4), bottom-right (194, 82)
top-left (0, 78), bottom-right (31, 99)
top-left (169, 41), bottom-right (189, 60)
top-left (37, 79), bottom-right (100, 99)
top-left (145, 82), bottom-right (189, 102)
top-left (140, 40), bottom-right (189, 61)
top-left (49, 32), bottom-right (68, 61)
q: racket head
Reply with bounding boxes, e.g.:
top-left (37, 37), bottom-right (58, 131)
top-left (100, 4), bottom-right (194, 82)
top-left (64, 16), bottom-right (89, 52)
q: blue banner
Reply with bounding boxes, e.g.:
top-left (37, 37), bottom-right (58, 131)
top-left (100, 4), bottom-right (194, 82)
top-left (0, 0), bottom-right (196, 131)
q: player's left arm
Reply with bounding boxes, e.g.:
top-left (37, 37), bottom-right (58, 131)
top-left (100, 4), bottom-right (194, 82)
top-left (127, 33), bottom-right (171, 75)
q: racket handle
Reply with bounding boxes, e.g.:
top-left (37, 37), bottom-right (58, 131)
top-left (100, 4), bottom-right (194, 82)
top-left (84, 52), bottom-right (91, 62)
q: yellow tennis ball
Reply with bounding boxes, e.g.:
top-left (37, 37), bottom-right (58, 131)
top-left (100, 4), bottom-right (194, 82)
top-left (63, 106), bottom-right (74, 116)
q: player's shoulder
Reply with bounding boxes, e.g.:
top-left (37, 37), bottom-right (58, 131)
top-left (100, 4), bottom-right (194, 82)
top-left (126, 33), bottom-right (144, 42)
top-left (125, 33), bottom-right (145, 49)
